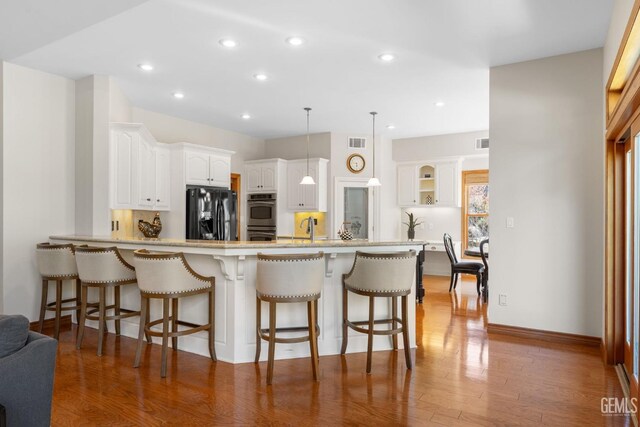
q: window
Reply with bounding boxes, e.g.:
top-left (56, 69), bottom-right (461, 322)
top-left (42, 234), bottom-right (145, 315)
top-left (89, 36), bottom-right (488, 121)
top-left (461, 170), bottom-right (489, 255)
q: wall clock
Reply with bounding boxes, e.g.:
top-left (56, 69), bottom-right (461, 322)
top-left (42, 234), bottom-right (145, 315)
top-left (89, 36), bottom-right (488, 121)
top-left (347, 154), bottom-right (365, 174)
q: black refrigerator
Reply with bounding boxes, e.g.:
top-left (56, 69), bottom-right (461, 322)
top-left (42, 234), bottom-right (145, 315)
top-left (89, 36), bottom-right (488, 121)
top-left (186, 186), bottom-right (238, 241)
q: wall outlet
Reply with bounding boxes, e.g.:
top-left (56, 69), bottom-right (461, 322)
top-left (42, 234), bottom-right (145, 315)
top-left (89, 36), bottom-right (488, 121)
top-left (506, 217), bottom-right (515, 228)
top-left (428, 223), bottom-right (434, 230)
top-left (498, 294), bottom-right (507, 306)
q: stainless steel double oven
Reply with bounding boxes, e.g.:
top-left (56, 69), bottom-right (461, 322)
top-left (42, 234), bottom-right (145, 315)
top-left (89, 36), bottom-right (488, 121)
top-left (246, 193), bottom-right (277, 241)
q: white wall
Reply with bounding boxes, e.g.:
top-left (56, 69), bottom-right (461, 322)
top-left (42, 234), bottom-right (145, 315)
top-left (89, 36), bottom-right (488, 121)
top-left (131, 107), bottom-right (265, 173)
top-left (2, 62), bottom-right (76, 319)
top-left (265, 132), bottom-right (331, 160)
top-left (393, 130), bottom-right (489, 163)
top-left (75, 75), bottom-right (111, 236)
top-left (109, 77), bottom-right (133, 122)
top-left (488, 48), bottom-right (604, 337)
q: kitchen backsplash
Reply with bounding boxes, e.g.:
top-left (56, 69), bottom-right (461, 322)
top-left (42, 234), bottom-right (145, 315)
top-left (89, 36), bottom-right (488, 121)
top-left (294, 212), bottom-right (326, 237)
top-left (111, 210), bottom-right (163, 239)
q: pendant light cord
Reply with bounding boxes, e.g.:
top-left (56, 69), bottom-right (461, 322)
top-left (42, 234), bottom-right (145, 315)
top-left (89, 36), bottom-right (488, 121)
top-left (305, 107), bottom-right (311, 175)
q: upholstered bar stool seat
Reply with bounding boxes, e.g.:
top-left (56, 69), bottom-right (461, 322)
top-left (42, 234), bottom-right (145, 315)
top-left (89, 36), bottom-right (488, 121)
top-left (341, 250), bottom-right (416, 373)
top-left (255, 252), bottom-right (324, 385)
top-left (75, 246), bottom-right (143, 356)
top-left (35, 243), bottom-right (83, 339)
top-left (133, 250), bottom-right (216, 378)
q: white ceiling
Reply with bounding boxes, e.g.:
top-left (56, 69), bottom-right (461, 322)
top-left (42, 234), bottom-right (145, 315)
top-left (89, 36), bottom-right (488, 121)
top-left (3, 0), bottom-right (612, 140)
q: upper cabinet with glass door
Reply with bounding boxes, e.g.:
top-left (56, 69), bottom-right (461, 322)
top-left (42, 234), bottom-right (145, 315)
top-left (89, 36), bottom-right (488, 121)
top-left (397, 160), bottom-right (461, 207)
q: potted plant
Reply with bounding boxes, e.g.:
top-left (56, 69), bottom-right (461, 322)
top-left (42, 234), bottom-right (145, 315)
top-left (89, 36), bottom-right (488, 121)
top-left (403, 212), bottom-right (423, 241)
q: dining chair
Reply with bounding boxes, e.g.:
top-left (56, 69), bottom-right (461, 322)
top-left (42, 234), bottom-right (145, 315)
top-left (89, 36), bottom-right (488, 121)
top-left (443, 233), bottom-right (484, 295)
top-left (479, 238), bottom-right (489, 301)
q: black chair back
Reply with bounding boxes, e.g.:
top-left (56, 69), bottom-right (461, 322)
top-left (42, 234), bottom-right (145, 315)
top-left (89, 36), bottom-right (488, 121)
top-left (443, 233), bottom-right (457, 264)
top-left (479, 239), bottom-right (489, 270)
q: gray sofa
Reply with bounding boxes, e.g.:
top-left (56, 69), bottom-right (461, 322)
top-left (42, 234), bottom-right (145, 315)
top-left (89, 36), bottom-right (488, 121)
top-left (0, 315), bottom-right (57, 427)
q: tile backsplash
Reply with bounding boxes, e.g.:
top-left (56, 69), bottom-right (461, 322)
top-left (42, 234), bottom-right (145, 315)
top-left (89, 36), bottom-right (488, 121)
top-left (293, 212), bottom-right (326, 237)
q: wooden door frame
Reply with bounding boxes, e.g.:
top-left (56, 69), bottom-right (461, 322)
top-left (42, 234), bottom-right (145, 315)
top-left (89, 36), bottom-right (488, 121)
top-left (604, 0), bottom-right (640, 366)
top-left (460, 169), bottom-right (489, 258)
top-left (231, 173), bottom-right (241, 240)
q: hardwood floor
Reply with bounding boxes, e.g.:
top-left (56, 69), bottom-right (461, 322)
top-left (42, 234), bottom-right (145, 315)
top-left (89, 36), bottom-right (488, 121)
top-left (49, 275), bottom-right (628, 426)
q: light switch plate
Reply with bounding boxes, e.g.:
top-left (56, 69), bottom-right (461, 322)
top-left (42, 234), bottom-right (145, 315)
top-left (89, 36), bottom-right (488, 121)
top-left (499, 294), bottom-right (507, 306)
top-left (428, 223), bottom-right (434, 230)
top-left (506, 217), bottom-right (515, 228)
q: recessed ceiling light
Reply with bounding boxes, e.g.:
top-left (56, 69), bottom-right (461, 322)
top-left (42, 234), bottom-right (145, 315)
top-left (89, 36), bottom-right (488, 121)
top-left (435, 101), bottom-right (445, 107)
top-left (386, 124), bottom-right (396, 130)
top-left (173, 92), bottom-right (185, 99)
top-left (219, 38), bottom-right (237, 48)
top-left (378, 53), bottom-right (396, 62)
top-left (138, 63), bottom-right (154, 71)
top-left (253, 73), bottom-right (268, 81)
top-left (286, 36), bottom-right (305, 46)
top-left (241, 113), bottom-right (251, 119)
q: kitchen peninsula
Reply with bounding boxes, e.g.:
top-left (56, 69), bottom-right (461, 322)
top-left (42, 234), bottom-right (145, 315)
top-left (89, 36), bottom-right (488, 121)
top-left (50, 235), bottom-right (423, 364)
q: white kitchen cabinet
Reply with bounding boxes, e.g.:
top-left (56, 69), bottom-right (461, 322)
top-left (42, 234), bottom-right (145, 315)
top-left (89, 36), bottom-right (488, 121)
top-left (397, 160), bottom-right (461, 207)
top-left (209, 155), bottom-right (231, 188)
top-left (245, 160), bottom-right (279, 193)
top-left (435, 161), bottom-right (459, 207)
top-left (185, 150), bottom-right (232, 188)
top-left (155, 147), bottom-right (171, 210)
top-left (110, 128), bottom-right (136, 209)
top-left (287, 158), bottom-right (329, 212)
top-left (185, 152), bottom-right (210, 186)
top-left (109, 123), bottom-right (171, 211)
top-left (138, 138), bottom-right (156, 208)
top-left (397, 164), bottom-right (418, 207)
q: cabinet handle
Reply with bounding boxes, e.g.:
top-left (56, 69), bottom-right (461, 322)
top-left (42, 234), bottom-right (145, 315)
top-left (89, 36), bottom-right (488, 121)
top-left (157, 199), bottom-right (160, 202)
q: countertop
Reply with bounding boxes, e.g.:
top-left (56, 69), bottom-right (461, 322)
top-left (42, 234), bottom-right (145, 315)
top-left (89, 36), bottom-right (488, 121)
top-left (50, 235), bottom-right (426, 250)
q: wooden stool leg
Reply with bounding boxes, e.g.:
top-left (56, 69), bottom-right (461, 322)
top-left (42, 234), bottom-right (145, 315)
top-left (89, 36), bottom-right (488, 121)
top-left (115, 286), bottom-right (121, 336)
top-left (254, 297), bottom-right (262, 363)
top-left (134, 295), bottom-right (148, 368)
top-left (38, 279), bottom-right (48, 333)
top-left (171, 298), bottom-right (178, 350)
top-left (340, 285), bottom-right (349, 355)
top-left (401, 295), bottom-right (412, 370)
top-left (366, 296), bottom-right (375, 374)
top-left (267, 302), bottom-right (277, 385)
top-left (161, 298), bottom-right (170, 378)
top-left (308, 300), bottom-right (319, 381)
top-left (315, 299), bottom-right (320, 363)
top-left (97, 286), bottom-right (107, 356)
top-left (209, 286), bottom-right (216, 361)
top-left (75, 279), bottom-right (82, 325)
top-left (391, 296), bottom-right (398, 350)
top-left (54, 280), bottom-right (63, 340)
top-left (145, 298), bottom-right (152, 344)
top-left (76, 285), bottom-right (88, 350)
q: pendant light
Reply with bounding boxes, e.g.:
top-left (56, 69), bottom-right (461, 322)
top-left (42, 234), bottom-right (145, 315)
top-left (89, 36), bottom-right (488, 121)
top-left (367, 111), bottom-right (381, 187)
top-left (300, 107), bottom-right (316, 185)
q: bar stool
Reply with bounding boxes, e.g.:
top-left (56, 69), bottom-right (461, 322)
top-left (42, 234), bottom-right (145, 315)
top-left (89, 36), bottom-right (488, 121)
top-left (35, 243), bottom-right (82, 339)
top-left (254, 252), bottom-right (324, 385)
top-left (341, 250), bottom-right (416, 373)
top-left (75, 246), bottom-right (143, 356)
top-left (133, 249), bottom-right (216, 378)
